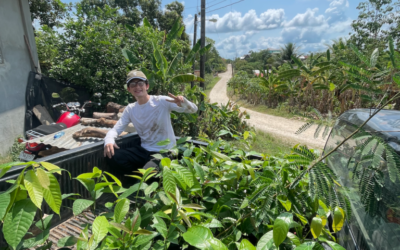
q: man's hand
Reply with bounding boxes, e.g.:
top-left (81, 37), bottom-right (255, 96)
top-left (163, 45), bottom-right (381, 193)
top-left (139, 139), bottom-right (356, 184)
top-left (104, 143), bottom-right (120, 159)
top-left (167, 92), bottom-right (184, 107)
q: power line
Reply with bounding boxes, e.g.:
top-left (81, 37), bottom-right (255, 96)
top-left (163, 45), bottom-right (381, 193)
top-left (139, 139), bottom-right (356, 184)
top-left (206, 0), bottom-right (227, 10)
top-left (206, 0), bottom-right (244, 13)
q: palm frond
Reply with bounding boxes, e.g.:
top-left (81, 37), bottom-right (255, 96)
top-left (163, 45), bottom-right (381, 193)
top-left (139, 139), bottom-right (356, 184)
top-left (295, 122), bottom-right (314, 135)
top-left (314, 124), bottom-right (323, 139)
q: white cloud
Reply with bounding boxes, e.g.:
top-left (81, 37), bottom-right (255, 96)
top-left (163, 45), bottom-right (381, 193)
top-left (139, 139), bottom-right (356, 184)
top-left (187, 0), bottom-right (353, 58)
top-left (215, 33), bottom-right (282, 58)
top-left (325, 0), bottom-right (349, 22)
top-left (283, 8), bottom-right (325, 27)
top-left (184, 9), bottom-right (286, 33)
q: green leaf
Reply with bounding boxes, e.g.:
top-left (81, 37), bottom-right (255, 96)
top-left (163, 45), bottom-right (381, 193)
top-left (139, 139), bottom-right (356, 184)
top-left (73, 199), bottom-right (94, 216)
top-left (119, 183), bottom-right (140, 199)
top-left (36, 168), bottom-right (50, 189)
top-left (104, 172), bottom-right (122, 187)
top-left (311, 217), bottom-right (322, 238)
top-left (62, 193), bottom-right (81, 200)
top-left (152, 216), bottom-right (168, 238)
top-left (122, 49), bottom-right (140, 65)
top-left (40, 162), bottom-right (62, 174)
top-left (75, 178), bottom-right (95, 193)
top-left (157, 139), bottom-right (171, 146)
top-left (166, 18), bottom-right (183, 45)
top-left (239, 239), bottom-right (256, 250)
top-left (152, 41), bottom-right (168, 76)
top-left (93, 216), bottom-right (109, 243)
top-left (43, 173), bottom-right (62, 214)
top-left (287, 232), bottom-right (300, 246)
top-left (294, 242), bottom-right (316, 250)
top-left (177, 136), bottom-right (192, 145)
top-left (208, 238), bottom-right (228, 250)
top-left (58, 236), bottom-right (78, 247)
top-left (94, 182), bottom-right (115, 191)
top-left (350, 44), bottom-right (371, 67)
top-left (163, 168), bottom-right (176, 197)
top-left (0, 162), bottom-right (21, 178)
top-left (114, 198), bottom-right (130, 223)
top-left (273, 212), bottom-right (292, 247)
top-left (0, 193), bottom-right (10, 219)
top-left (109, 221), bottom-right (130, 233)
top-left (142, 17), bottom-right (152, 28)
top-left (202, 218), bottom-right (223, 228)
top-left (131, 210), bottom-right (142, 233)
top-left (199, 44), bottom-right (212, 56)
top-left (172, 164), bottom-right (194, 188)
top-left (193, 160), bottom-right (205, 183)
top-left (35, 214), bottom-right (53, 230)
top-left (332, 207), bottom-right (344, 232)
top-left (325, 241), bottom-right (346, 250)
top-left (76, 172), bottom-right (100, 179)
top-left (370, 48), bottom-right (379, 68)
top-left (256, 231), bottom-right (275, 250)
top-left (171, 74), bottom-right (204, 83)
top-left (161, 158), bottom-right (171, 168)
top-left (182, 226), bottom-right (213, 249)
top-left (209, 150), bottom-right (231, 162)
top-left (185, 39), bottom-right (202, 64)
top-left (133, 232), bottom-right (158, 247)
top-left (24, 170), bottom-right (44, 209)
top-left (3, 199), bottom-right (37, 249)
top-left (22, 228), bottom-right (50, 248)
top-left (277, 195), bottom-right (292, 211)
top-left (294, 213), bottom-right (308, 225)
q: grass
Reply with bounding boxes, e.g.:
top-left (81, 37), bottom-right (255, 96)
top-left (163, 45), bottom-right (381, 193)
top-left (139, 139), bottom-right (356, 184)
top-left (204, 76), bottom-right (221, 100)
top-left (231, 130), bottom-right (293, 156)
top-left (226, 89), bottom-right (331, 123)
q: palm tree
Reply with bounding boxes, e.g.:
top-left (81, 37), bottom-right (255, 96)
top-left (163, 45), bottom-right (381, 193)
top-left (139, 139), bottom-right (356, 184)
top-left (280, 42), bottom-right (299, 63)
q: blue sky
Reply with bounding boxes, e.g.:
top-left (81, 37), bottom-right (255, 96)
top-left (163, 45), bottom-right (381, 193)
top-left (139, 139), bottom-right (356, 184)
top-left (62, 0), bottom-right (363, 59)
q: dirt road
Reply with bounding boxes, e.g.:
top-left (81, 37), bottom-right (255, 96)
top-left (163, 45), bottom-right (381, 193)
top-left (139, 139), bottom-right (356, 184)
top-left (209, 64), bottom-right (327, 149)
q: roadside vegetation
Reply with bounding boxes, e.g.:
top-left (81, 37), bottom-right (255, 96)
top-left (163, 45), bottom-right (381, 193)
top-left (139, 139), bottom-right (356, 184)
top-left (229, 0), bottom-right (400, 121)
top-left (204, 74), bottom-right (221, 100)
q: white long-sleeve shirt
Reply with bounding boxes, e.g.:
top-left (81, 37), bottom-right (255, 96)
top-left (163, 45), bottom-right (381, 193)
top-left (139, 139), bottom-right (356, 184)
top-left (104, 95), bottom-right (198, 152)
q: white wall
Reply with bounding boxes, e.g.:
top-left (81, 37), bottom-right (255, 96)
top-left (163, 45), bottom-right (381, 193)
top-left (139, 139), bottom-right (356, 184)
top-left (0, 0), bottom-right (39, 156)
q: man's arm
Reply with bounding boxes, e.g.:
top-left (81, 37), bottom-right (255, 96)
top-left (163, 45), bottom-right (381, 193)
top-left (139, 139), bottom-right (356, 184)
top-left (104, 107), bottom-right (131, 158)
top-left (165, 93), bottom-right (198, 113)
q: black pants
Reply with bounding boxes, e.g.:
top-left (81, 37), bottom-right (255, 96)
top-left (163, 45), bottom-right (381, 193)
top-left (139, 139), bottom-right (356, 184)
top-left (105, 137), bottom-right (160, 186)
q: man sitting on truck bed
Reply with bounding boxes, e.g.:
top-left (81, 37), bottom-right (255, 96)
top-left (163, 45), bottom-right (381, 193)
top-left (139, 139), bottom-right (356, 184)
top-left (103, 70), bottom-right (198, 175)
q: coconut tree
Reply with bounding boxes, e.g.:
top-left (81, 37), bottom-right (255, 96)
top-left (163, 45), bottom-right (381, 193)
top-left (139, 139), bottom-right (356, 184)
top-left (280, 42), bottom-right (299, 63)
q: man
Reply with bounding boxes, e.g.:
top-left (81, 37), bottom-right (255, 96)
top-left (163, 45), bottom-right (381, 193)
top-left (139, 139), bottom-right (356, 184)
top-left (104, 70), bottom-right (198, 174)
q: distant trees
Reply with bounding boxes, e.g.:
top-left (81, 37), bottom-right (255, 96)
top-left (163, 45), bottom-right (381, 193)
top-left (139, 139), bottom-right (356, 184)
top-left (29, 0), bottom-right (70, 28)
top-left (350, 0), bottom-right (400, 50)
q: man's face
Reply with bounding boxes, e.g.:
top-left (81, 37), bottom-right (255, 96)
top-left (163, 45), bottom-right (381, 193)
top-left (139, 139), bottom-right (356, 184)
top-left (127, 79), bottom-right (149, 98)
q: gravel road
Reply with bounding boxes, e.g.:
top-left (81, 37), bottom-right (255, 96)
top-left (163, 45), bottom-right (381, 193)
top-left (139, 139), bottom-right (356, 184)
top-left (209, 64), bottom-right (327, 149)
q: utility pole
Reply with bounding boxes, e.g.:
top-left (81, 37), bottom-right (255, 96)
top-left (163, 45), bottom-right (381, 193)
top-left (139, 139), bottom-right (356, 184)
top-left (191, 14), bottom-right (198, 88)
top-left (200, 0), bottom-right (206, 90)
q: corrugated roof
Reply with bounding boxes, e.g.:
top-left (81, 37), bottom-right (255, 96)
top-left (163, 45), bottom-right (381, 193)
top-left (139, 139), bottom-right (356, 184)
top-left (26, 124), bottom-right (135, 150)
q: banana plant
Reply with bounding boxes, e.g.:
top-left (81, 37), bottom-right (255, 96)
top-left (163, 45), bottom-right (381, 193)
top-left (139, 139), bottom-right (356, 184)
top-left (122, 17), bottom-right (210, 94)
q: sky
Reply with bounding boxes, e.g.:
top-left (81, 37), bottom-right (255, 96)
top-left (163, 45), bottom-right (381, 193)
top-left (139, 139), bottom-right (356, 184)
top-left (62, 0), bottom-right (364, 59)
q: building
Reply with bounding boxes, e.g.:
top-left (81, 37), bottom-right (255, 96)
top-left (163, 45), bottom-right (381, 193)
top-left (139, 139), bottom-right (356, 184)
top-left (239, 54), bottom-right (250, 60)
top-left (253, 70), bottom-right (271, 77)
top-left (0, 0), bottom-right (40, 156)
top-left (267, 48), bottom-right (281, 54)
